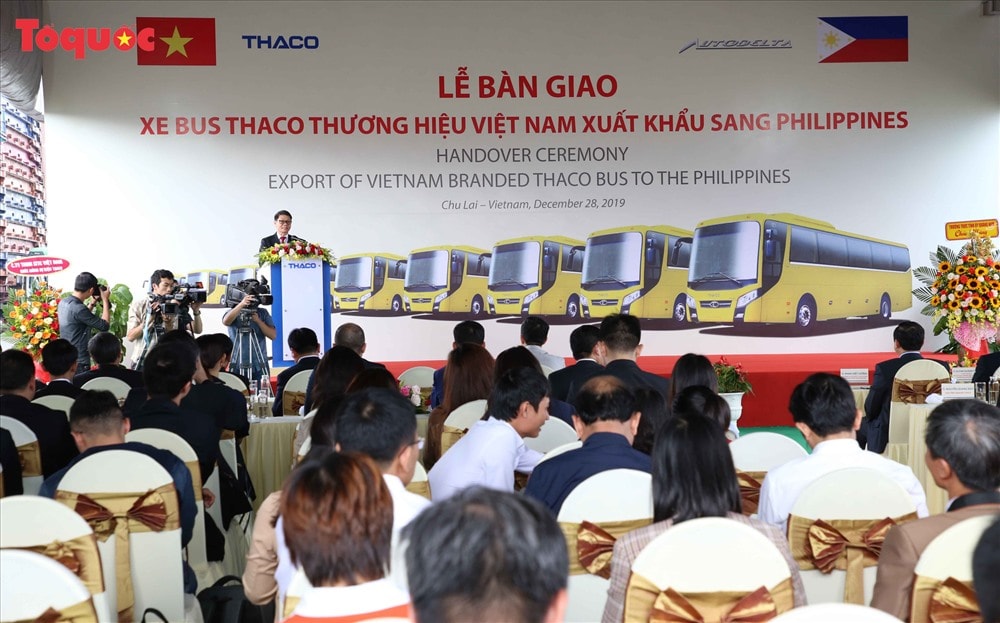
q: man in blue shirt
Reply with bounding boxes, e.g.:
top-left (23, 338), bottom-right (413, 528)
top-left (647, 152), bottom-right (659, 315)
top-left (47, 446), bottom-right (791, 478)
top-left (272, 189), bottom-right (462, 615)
top-left (39, 390), bottom-right (199, 594)
top-left (524, 375), bottom-right (651, 516)
top-left (221, 289), bottom-right (275, 383)
top-left (56, 272), bottom-right (110, 373)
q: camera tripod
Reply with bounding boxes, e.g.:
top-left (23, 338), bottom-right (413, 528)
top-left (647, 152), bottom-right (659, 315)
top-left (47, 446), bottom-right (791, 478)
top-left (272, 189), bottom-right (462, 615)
top-left (233, 310), bottom-right (271, 383)
top-left (132, 311), bottom-right (168, 370)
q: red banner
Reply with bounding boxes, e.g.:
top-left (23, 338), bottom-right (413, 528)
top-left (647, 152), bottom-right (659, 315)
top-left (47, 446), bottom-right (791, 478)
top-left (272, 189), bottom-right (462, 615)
top-left (7, 256), bottom-right (70, 276)
top-left (136, 17), bottom-right (216, 66)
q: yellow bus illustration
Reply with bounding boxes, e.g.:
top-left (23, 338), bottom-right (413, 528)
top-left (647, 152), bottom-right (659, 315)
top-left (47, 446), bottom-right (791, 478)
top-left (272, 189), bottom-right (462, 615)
top-left (487, 236), bottom-right (585, 317)
top-left (403, 246), bottom-right (492, 314)
top-left (580, 225), bottom-right (693, 320)
top-left (683, 213), bottom-right (911, 329)
top-left (334, 253), bottom-right (408, 313)
top-left (187, 269), bottom-right (227, 304)
top-left (227, 265), bottom-right (258, 288)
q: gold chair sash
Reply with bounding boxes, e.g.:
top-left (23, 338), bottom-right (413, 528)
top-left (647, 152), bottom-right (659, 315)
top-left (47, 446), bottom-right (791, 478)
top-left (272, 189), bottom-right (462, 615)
top-left (405, 480), bottom-right (431, 500)
top-left (3, 535), bottom-right (106, 597)
top-left (54, 484), bottom-right (180, 622)
top-left (283, 391), bottom-right (306, 416)
top-left (17, 440), bottom-right (43, 478)
top-left (788, 513), bottom-right (917, 604)
top-left (735, 471), bottom-right (766, 516)
top-left (911, 575), bottom-right (981, 623)
top-left (3, 598), bottom-right (98, 623)
top-left (559, 518), bottom-right (651, 577)
top-left (892, 379), bottom-right (943, 404)
top-left (220, 430), bottom-right (236, 441)
top-left (623, 574), bottom-right (794, 623)
top-left (440, 424), bottom-right (468, 455)
top-left (184, 460), bottom-right (203, 501)
top-left (283, 596), bottom-right (300, 619)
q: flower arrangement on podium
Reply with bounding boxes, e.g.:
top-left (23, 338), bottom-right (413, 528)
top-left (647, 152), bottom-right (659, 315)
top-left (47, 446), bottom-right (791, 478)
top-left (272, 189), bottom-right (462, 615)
top-left (1, 282), bottom-right (62, 358)
top-left (913, 233), bottom-right (999, 366)
top-left (256, 240), bottom-right (335, 265)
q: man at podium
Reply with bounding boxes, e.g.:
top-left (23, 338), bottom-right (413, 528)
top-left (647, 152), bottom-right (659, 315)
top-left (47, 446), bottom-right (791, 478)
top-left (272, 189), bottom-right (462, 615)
top-left (259, 210), bottom-right (306, 252)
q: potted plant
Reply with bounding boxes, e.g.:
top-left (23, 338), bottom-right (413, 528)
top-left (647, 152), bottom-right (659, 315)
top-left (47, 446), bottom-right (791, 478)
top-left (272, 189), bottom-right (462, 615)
top-left (713, 357), bottom-right (753, 433)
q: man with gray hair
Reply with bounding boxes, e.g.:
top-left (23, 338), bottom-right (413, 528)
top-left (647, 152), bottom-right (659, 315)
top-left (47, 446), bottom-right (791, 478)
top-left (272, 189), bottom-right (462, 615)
top-left (872, 399), bottom-right (1000, 619)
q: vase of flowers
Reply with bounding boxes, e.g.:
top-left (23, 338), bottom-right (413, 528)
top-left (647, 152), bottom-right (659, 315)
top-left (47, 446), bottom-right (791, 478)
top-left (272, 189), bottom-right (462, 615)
top-left (714, 357), bottom-right (753, 432)
top-left (1, 282), bottom-right (62, 360)
top-left (256, 240), bottom-right (335, 265)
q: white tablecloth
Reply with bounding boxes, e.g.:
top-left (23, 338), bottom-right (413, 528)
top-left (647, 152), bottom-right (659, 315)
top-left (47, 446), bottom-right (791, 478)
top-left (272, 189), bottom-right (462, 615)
top-left (244, 416), bottom-right (302, 512)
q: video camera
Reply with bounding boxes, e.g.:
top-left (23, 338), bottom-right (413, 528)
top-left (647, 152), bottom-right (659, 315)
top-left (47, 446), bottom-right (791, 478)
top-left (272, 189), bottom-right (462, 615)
top-left (225, 279), bottom-right (273, 309)
top-left (152, 283), bottom-right (208, 316)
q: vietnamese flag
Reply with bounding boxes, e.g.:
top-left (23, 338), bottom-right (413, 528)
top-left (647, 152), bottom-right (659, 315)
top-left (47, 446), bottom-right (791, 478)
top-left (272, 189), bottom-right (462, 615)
top-left (136, 17), bottom-right (216, 66)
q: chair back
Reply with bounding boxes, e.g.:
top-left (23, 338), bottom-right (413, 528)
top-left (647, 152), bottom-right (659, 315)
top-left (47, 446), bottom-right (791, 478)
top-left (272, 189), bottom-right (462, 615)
top-left (80, 376), bottom-right (132, 400)
top-left (771, 603), bottom-right (903, 622)
top-left (292, 410), bottom-right (316, 459)
top-left (540, 364), bottom-right (555, 378)
top-left (523, 417), bottom-right (579, 454)
top-left (887, 360), bottom-right (950, 462)
top-left (405, 460), bottom-right (431, 499)
top-left (32, 394), bottom-right (74, 417)
top-left (909, 515), bottom-right (993, 623)
top-left (441, 399), bottom-right (487, 455)
top-left (217, 371), bottom-right (249, 394)
top-left (0, 549), bottom-right (98, 623)
top-left (297, 437), bottom-right (312, 461)
top-left (537, 441), bottom-right (583, 465)
top-left (281, 369), bottom-right (313, 415)
top-left (0, 496), bottom-right (113, 622)
top-left (626, 517), bottom-right (794, 621)
top-left (0, 415), bottom-right (44, 495)
top-left (558, 468), bottom-right (653, 622)
top-left (729, 432), bottom-right (808, 516)
top-left (55, 450), bottom-right (185, 622)
top-left (398, 366), bottom-right (434, 388)
top-left (125, 429), bottom-right (208, 571)
top-left (788, 467), bottom-right (917, 606)
top-left (282, 568), bottom-right (313, 619)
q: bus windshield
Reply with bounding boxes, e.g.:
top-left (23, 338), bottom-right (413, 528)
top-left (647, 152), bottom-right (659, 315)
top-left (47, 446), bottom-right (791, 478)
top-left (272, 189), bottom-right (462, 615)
top-left (489, 242), bottom-right (540, 290)
top-left (582, 232), bottom-right (642, 290)
top-left (689, 221), bottom-right (760, 290)
top-left (405, 250), bottom-right (449, 291)
top-left (336, 257), bottom-right (373, 291)
top-left (229, 268), bottom-right (256, 283)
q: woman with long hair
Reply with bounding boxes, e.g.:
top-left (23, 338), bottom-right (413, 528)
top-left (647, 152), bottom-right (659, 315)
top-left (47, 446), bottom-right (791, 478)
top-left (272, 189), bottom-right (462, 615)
top-left (631, 387), bottom-right (669, 455)
top-left (304, 345), bottom-right (365, 414)
top-left (423, 343), bottom-right (494, 469)
top-left (668, 353), bottom-right (718, 402)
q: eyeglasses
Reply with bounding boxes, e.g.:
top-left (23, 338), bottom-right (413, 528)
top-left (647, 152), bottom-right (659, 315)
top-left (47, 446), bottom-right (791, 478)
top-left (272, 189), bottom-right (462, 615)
top-left (276, 219), bottom-right (292, 224)
top-left (410, 437), bottom-right (425, 450)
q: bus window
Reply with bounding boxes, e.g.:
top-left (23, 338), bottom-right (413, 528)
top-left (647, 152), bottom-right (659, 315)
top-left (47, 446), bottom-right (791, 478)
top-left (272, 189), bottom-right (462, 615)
top-left (790, 227), bottom-right (818, 264)
top-left (390, 261), bottom-right (407, 280)
top-left (542, 242), bottom-right (558, 288)
top-left (817, 231), bottom-right (847, 267)
top-left (644, 232), bottom-right (665, 285)
top-left (848, 238), bottom-right (872, 269)
top-left (373, 257), bottom-right (386, 290)
top-left (450, 251), bottom-right (464, 290)
top-left (762, 221), bottom-right (787, 287)
top-left (470, 253), bottom-right (491, 277)
top-left (582, 232), bottom-right (643, 290)
top-left (563, 245), bottom-right (584, 273)
top-left (871, 244), bottom-right (893, 271)
top-left (890, 246), bottom-right (910, 271)
top-left (689, 221), bottom-right (759, 289)
top-left (670, 236), bottom-right (692, 268)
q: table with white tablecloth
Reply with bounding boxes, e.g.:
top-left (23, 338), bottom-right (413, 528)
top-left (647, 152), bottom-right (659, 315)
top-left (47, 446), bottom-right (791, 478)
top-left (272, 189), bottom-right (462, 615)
top-left (244, 416), bottom-right (302, 512)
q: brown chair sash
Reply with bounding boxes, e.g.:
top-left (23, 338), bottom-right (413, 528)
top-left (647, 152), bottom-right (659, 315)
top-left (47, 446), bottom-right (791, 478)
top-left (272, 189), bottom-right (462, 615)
top-left (623, 574), bottom-right (794, 623)
top-left (735, 471), bottom-right (766, 516)
top-left (892, 379), bottom-right (943, 404)
top-left (405, 480), bottom-right (431, 500)
top-left (17, 440), bottom-right (43, 478)
top-left (3, 535), bottom-right (106, 597)
top-left (440, 424), bottom-right (468, 455)
top-left (184, 460), bottom-right (203, 502)
top-left (559, 518), bottom-right (651, 578)
top-left (220, 430), bottom-right (236, 441)
top-left (283, 391), bottom-right (306, 416)
top-left (788, 513), bottom-right (917, 604)
top-left (3, 598), bottom-right (99, 623)
top-left (911, 575), bottom-right (981, 623)
top-left (54, 484), bottom-right (180, 622)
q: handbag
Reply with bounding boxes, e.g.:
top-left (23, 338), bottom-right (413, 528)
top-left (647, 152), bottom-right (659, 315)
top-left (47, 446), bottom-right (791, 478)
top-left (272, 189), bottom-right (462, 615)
top-left (198, 575), bottom-right (274, 623)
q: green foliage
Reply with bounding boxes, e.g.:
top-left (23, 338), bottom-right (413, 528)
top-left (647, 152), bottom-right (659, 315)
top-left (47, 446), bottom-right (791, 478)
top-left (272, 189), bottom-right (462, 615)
top-left (92, 280), bottom-right (133, 339)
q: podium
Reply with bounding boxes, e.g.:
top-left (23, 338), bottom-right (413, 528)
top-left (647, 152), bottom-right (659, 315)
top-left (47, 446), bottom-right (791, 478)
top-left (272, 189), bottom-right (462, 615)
top-left (269, 258), bottom-right (332, 367)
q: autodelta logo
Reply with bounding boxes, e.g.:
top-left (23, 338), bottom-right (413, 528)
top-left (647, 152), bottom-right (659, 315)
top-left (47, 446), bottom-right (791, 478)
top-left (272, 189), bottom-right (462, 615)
top-left (241, 34), bottom-right (320, 50)
top-left (679, 37), bottom-right (792, 53)
top-left (16, 19), bottom-right (155, 59)
top-left (287, 262), bottom-right (318, 269)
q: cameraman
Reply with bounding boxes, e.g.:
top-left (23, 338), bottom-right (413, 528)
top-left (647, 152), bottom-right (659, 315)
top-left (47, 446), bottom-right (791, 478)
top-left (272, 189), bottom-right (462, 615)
top-left (221, 287), bottom-right (276, 383)
top-left (57, 272), bottom-right (111, 373)
top-left (127, 269), bottom-right (203, 369)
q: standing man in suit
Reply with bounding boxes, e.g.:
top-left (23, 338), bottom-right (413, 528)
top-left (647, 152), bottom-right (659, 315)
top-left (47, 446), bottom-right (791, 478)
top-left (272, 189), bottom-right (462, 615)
top-left (259, 210), bottom-right (305, 251)
top-left (73, 332), bottom-right (145, 388)
top-left (972, 351), bottom-right (1000, 383)
top-left (34, 339), bottom-right (83, 399)
top-left (273, 327), bottom-right (321, 416)
top-left (871, 398), bottom-right (1000, 620)
top-left (861, 321), bottom-right (950, 453)
top-left (548, 324), bottom-right (604, 402)
top-left (581, 314), bottom-right (669, 399)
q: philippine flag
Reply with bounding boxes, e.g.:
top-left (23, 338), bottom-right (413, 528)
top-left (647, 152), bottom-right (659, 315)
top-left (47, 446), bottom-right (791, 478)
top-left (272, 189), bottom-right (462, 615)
top-left (817, 16), bottom-right (908, 63)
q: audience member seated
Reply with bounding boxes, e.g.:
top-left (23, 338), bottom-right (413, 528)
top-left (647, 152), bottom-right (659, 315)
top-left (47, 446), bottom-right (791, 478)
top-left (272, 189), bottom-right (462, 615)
top-left (72, 331), bottom-right (144, 388)
top-left (549, 324), bottom-right (604, 403)
top-left (280, 453), bottom-right (409, 622)
top-left (972, 351), bottom-right (1000, 383)
top-left (424, 343), bottom-right (494, 469)
top-left (334, 322), bottom-right (386, 370)
top-left (495, 345), bottom-right (574, 427)
top-left (973, 516), bottom-right (1000, 623)
top-left (525, 376), bottom-right (649, 515)
top-left (302, 346), bottom-right (365, 414)
top-left (861, 321), bottom-right (950, 452)
top-left (345, 368), bottom-right (398, 393)
top-left (574, 313), bottom-right (669, 399)
top-left (0, 349), bottom-right (78, 476)
top-left (758, 373), bottom-right (929, 529)
top-left (871, 399), bottom-right (1000, 620)
top-left (34, 339), bottom-right (83, 399)
top-left (0, 427), bottom-right (24, 496)
top-left (272, 328), bottom-right (321, 417)
top-left (603, 408), bottom-right (806, 622)
top-left (186, 333), bottom-right (252, 435)
top-left (520, 315), bottom-right (566, 372)
top-left (404, 487), bottom-right (568, 623)
top-left (38, 390), bottom-right (198, 594)
top-left (673, 385), bottom-right (731, 437)
top-left (668, 353), bottom-right (718, 402)
top-left (632, 387), bottom-right (669, 455)
top-left (428, 367), bottom-right (548, 501)
top-left (430, 320), bottom-right (486, 409)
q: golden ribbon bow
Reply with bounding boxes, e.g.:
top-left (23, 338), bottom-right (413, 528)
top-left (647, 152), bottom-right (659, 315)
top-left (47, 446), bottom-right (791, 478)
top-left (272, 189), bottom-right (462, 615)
top-left (440, 425), bottom-right (469, 455)
top-left (650, 585), bottom-right (778, 623)
top-left (921, 577), bottom-right (981, 623)
top-left (577, 521), bottom-right (617, 579)
top-left (5, 598), bottom-right (98, 623)
top-left (735, 471), bottom-right (766, 516)
top-left (805, 517), bottom-right (895, 604)
top-left (893, 379), bottom-right (943, 404)
top-left (17, 440), bottom-right (43, 477)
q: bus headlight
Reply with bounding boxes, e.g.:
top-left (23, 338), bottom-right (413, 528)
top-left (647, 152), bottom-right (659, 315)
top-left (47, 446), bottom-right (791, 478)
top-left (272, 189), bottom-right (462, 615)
top-left (523, 291), bottom-right (539, 305)
top-left (736, 289), bottom-right (759, 308)
top-left (359, 292), bottom-right (371, 302)
top-left (580, 295), bottom-right (589, 306)
top-left (487, 295), bottom-right (495, 305)
top-left (434, 292), bottom-right (448, 304)
top-left (622, 290), bottom-right (640, 306)
top-left (687, 295), bottom-right (696, 309)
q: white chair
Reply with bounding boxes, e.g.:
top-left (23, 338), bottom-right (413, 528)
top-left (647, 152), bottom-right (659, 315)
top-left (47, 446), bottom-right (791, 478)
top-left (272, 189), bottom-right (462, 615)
top-left (80, 376), bottom-right (132, 401)
top-left (405, 460), bottom-right (431, 500)
top-left (886, 360), bottom-right (950, 463)
top-left (0, 496), bottom-right (113, 622)
top-left (280, 369), bottom-right (313, 415)
top-left (537, 441), bottom-right (583, 465)
top-left (297, 436), bottom-right (312, 461)
top-left (558, 469), bottom-right (652, 623)
top-left (628, 517), bottom-right (795, 620)
top-left (771, 603), bottom-right (902, 622)
top-left (440, 399), bottom-right (488, 455)
top-left (55, 450), bottom-right (186, 622)
top-left (540, 364), bottom-right (555, 378)
top-left (0, 549), bottom-right (98, 623)
top-left (292, 410), bottom-right (316, 459)
top-left (729, 432), bottom-right (808, 471)
top-left (523, 417), bottom-right (579, 454)
top-left (219, 433), bottom-right (238, 478)
top-left (788, 467), bottom-right (917, 606)
top-left (909, 515), bottom-right (994, 623)
top-left (0, 415), bottom-right (44, 494)
top-left (398, 366), bottom-right (435, 388)
top-left (32, 394), bottom-right (75, 416)
top-left (217, 371), bottom-right (249, 394)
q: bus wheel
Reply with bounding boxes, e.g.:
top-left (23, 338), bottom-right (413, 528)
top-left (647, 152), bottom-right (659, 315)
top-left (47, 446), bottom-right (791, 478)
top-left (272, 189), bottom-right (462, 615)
top-left (470, 295), bottom-right (484, 316)
top-left (879, 294), bottom-right (891, 319)
top-left (565, 295), bottom-right (580, 319)
top-left (391, 295), bottom-right (402, 314)
top-left (795, 295), bottom-right (816, 330)
top-left (672, 295), bottom-right (687, 323)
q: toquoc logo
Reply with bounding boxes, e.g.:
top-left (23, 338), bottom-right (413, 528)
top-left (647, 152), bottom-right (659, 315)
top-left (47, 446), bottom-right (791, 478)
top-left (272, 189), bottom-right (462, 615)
top-left (16, 19), bottom-right (155, 59)
top-left (287, 262), bottom-right (319, 269)
top-left (241, 35), bottom-right (319, 50)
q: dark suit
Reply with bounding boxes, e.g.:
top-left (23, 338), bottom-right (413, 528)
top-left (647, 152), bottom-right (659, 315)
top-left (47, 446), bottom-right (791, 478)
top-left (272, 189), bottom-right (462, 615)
top-left (0, 395), bottom-right (78, 477)
top-left (430, 366), bottom-right (445, 409)
top-left (130, 397), bottom-right (220, 481)
top-left (259, 233), bottom-right (306, 252)
top-left (361, 357), bottom-right (387, 370)
top-left (972, 352), bottom-right (1000, 383)
top-left (273, 355), bottom-right (320, 417)
top-left (549, 359), bottom-right (604, 403)
top-left (862, 353), bottom-right (950, 453)
top-left (582, 359), bottom-right (670, 400)
top-left (186, 381), bottom-right (250, 437)
top-left (0, 428), bottom-right (24, 496)
top-left (74, 364), bottom-right (145, 389)
top-left (34, 379), bottom-right (83, 399)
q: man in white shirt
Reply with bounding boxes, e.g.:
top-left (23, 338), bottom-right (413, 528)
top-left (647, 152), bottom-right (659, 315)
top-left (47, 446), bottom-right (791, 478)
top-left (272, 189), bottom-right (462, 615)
top-left (428, 367), bottom-right (550, 501)
top-left (758, 373), bottom-right (929, 529)
top-left (521, 315), bottom-right (566, 372)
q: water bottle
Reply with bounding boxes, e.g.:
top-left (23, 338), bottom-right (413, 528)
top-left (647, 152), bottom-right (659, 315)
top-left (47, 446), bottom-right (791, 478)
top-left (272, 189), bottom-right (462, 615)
top-left (257, 376), bottom-right (269, 417)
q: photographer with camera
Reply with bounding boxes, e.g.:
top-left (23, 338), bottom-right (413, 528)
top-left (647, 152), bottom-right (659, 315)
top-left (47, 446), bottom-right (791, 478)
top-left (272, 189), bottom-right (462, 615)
top-left (57, 271), bottom-right (111, 373)
top-left (127, 269), bottom-right (204, 370)
top-left (221, 279), bottom-right (276, 383)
